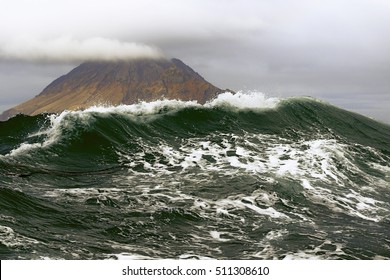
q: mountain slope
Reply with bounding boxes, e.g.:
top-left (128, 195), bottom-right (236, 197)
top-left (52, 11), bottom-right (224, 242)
top-left (0, 58), bottom-right (226, 120)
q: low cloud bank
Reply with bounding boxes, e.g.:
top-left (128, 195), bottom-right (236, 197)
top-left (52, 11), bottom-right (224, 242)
top-left (0, 37), bottom-right (165, 62)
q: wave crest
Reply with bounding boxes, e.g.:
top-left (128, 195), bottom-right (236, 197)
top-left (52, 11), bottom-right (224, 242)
top-left (207, 91), bottom-right (279, 109)
top-left (59, 90), bottom-right (279, 117)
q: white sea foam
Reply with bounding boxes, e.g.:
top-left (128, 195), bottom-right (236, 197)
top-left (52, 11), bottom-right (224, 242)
top-left (210, 195), bottom-right (289, 220)
top-left (6, 110), bottom-right (82, 157)
top-left (282, 240), bottom-right (346, 260)
top-left (0, 225), bottom-right (39, 248)
top-left (80, 91), bottom-right (279, 116)
top-left (83, 99), bottom-right (199, 115)
top-left (265, 229), bottom-right (289, 240)
top-left (110, 253), bottom-right (155, 260)
top-left (118, 131), bottom-right (389, 223)
top-left (55, 91), bottom-right (278, 118)
top-left (8, 142), bottom-right (43, 157)
top-left (206, 91), bottom-right (280, 109)
top-left (209, 230), bottom-right (230, 242)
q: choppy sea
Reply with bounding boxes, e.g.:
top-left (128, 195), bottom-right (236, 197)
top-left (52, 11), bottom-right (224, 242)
top-left (0, 92), bottom-right (389, 259)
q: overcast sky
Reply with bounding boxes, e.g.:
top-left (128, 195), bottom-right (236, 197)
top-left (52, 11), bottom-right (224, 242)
top-left (1, 0), bottom-right (389, 123)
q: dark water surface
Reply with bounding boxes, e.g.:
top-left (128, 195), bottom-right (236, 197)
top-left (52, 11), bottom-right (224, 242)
top-left (0, 92), bottom-right (389, 259)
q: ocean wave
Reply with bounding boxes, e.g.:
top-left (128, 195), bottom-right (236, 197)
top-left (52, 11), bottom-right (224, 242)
top-left (1, 92), bottom-right (389, 259)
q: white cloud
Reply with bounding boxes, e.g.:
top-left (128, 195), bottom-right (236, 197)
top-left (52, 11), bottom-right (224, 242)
top-left (0, 37), bottom-right (164, 62)
top-left (0, 0), bottom-right (264, 49)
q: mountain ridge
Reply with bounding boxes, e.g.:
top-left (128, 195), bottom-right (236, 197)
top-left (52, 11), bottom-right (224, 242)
top-left (0, 58), bottom-right (228, 120)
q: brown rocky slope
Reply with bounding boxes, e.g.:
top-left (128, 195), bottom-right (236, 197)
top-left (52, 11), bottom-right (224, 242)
top-left (0, 58), bottom-right (227, 120)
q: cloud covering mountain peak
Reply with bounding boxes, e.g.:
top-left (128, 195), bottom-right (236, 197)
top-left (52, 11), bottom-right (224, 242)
top-left (0, 37), bottom-right (164, 62)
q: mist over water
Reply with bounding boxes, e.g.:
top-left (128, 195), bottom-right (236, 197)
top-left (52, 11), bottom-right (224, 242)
top-left (0, 92), bottom-right (389, 259)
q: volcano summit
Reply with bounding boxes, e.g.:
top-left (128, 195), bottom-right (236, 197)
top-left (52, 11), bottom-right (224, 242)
top-left (0, 58), bottom-right (227, 120)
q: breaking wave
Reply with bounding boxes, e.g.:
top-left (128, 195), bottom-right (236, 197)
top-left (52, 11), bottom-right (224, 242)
top-left (0, 91), bottom-right (389, 259)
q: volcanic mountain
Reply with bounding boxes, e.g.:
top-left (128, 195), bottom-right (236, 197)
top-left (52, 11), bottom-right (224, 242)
top-left (0, 58), bottom-right (227, 120)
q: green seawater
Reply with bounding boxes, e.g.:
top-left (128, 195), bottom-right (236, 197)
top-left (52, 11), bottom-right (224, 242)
top-left (0, 94), bottom-right (389, 259)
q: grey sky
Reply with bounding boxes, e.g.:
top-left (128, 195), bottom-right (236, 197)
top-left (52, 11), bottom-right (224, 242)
top-left (1, 0), bottom-right (389, 123)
